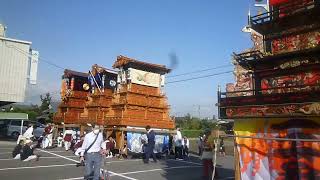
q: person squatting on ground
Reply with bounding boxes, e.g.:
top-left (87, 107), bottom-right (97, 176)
top-left (20, 139), bottom-right (40, 162)
top-left (143, 125), bottom-right (157, 163)
top-left (174, 127), bottom-right (183, 160)
top-left (63, 127), bottom-right (74, 151)
top-left (12, 140), bottom-right (24, 159)
top-left (80, 125), bottom-right (106, 180)
top-left (182, 136), bottom-right (190, 157)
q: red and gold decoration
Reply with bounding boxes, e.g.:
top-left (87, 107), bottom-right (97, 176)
top-left (219, 1), bottom-right (320, 179)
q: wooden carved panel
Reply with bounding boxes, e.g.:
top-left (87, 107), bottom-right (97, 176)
top-left (261, 70), bottom-right (320, 94)
top-left (272, 30), bottom-right (320, 54)
top-left (226, 102), bottom-right (320, 118)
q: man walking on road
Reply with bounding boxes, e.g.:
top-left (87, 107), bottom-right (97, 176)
top-left (80, 125), bottom-right (106, 180)
top-left (174, 128), bottom-right (183, 160)
top-left (144, 125), bottom-right (157, 163)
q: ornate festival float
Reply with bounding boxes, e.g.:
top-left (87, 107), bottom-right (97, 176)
top-left (218, 0), bottom-right (320, 179)
top-left (54, 56), bottom-right (175, 154)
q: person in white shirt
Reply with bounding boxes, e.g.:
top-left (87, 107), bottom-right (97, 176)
top-left (17, 124), bottom-right (35, 144)
top-left (174, 128), bottom-right (183, 160)
top-left (42, 123), bottom-right (53, 149)
top-left (80, 125), bottom-right (106, 180)
top-left (63, 127), bottom-right (74, 151)
top-left (182, 136), bottom-right (190, 157)
top-left (47, 123), bottom-right (54, 147)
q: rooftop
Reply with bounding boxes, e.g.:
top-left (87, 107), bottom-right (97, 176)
top-left (113, 55), bottom-right (171, 74)
top-left (63, 69), bottom-right (88, 78)
top-left (0, 36), bottom-right (32, 45)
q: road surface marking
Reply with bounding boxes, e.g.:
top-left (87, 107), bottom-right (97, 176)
top-left (168, 159), bottom-right (202, 166)
top-left (35, 150), bottom-right (67, 153)
top-left (120, 165), bottom-right (202, 175)
top-left (0, 156), bottom-right (77, 161)
top-left (61, 165), bottom-right (202, 180)
top-left (0, 164), bottom-right (75, 171)
top-left (0, 152), bottom-right (11, 155)
top-left (39, 149), bottom-right (138, 180)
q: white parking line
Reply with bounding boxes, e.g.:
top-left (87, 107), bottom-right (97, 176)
top-left (38, 149), bottom-right (79, 163)
top-left (120, 165), bottom-right (202, 175)
top-left (61, 165), bottom-right (202, 180)
top-left (167, 159), bottom-right (202, 166)
top-left (35, 150), bottom-right (67, 153)
top-left (0, 152), bottom-right (11, 155)
top-left (39, 149), bottom-right (138, 180)
top-left (0, 164), bottom-right (75, 171)
top-left (0, 156), bottom-right (77, 161)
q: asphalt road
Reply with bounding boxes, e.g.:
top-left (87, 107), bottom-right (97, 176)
top-left (0, 141), bottom-right (234, 180)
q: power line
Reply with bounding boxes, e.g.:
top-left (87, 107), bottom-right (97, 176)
top-left (4, 42), bottom-right (65, 70)
top-left (166, 70), bottom-right (233, 84)
top-left (167, 64), bottom-right (232, 78)
top-left (5, 42), bottom-right (233, 86)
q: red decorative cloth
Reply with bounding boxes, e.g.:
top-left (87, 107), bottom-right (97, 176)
top-left (64, 134), bottom-right (72, 142)
top-left (270, 0), bottom-right (290, 6)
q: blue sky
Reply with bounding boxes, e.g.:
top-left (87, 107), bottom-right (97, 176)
top-left (0, 0), bottom-right (258, 118)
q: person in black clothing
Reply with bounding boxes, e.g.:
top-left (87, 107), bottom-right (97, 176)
top-left (21, 139), bottom-right (39, 161)
top-left (12, 140), bottom-right (24, 159)
top-left (144, 125), bottom-right (157, 163)
top-left (168, 135), bottom-right (174, 155)
top-left (219, 137), bottom-right (226, 156)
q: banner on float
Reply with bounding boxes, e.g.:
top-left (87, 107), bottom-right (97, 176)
top-left (127, 132), bottom-right (169, 153)
top-left (128, 68), bottom-right (161, 87)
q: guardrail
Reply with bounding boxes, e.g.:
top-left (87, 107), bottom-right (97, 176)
top-left (250, 0), bottom-right (318, 25)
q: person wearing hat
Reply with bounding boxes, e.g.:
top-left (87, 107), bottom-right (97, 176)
top-left (20, 139), bottom-right (39, 161)
top-left (80, 125), bottom-right (106, 180)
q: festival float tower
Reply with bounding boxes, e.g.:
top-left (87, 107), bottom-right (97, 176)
top-left (54, 56), bottom-right (175, 153)
top-left (79, 65), bottom-right (117, 126)
top-left (218, 0), bottom-right (320, 179)
top-left (54, 66), bottom-right (117, 129)
top-left (105, 55), bottom-right (174, 151)
top-left (53, 70), bottom-right (89, 127)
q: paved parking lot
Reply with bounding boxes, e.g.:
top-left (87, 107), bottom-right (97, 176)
top-left (0, 141), bottom-right (234, 180)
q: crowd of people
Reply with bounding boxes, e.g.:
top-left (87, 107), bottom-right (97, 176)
top-left (10, 122), bottom-right (224, 180)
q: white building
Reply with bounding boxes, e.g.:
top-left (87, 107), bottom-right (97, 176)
top-left (0, 24), bottom-right (39, 106)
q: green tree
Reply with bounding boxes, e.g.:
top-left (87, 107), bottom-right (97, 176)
top-left (40, 93), bottom-right (52, 112)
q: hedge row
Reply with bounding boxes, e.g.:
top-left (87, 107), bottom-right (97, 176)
top-left (181, 130), bottom-right (203, 138)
